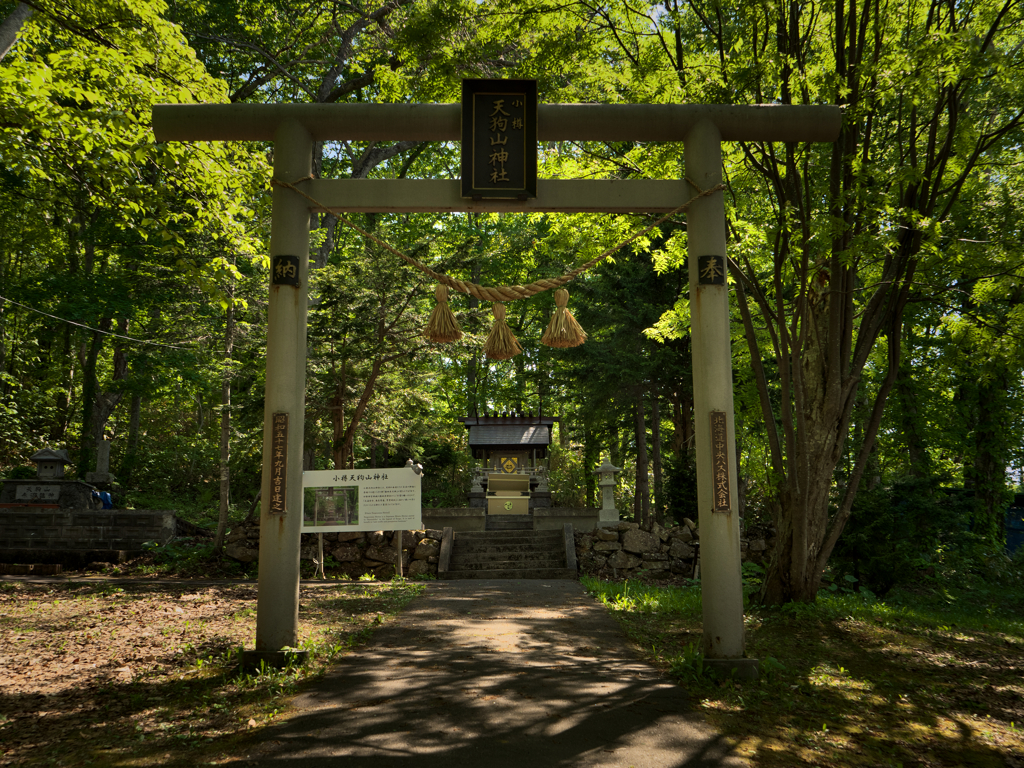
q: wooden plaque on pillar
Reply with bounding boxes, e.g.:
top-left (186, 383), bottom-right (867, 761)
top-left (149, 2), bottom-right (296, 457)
top-left (270, 413), bottom-right (288, 515)
top-left (710, 411), bottom-right (731, 512)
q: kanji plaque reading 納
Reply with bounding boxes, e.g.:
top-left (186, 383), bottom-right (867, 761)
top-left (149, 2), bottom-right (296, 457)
top-left (270, 412), bottom-right (288, 515)
top-left (271, 255), bottom-right (300, 287)
top-left (461, 79), bottom-right (537, 200)
top-left (710, 411), bottom-right (731, 512)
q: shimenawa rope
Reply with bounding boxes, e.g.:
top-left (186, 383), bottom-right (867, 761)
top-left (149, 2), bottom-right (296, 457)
top-left (270, 177), bottom-right (724, 355)
top-left (270, 177), bottom-right (724, 303)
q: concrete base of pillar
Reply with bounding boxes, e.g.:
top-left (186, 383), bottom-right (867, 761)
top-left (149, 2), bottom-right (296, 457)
top-left (240, 649), bottom-right (309, 672)
top-left (704, 657), bottom-right (759, 681)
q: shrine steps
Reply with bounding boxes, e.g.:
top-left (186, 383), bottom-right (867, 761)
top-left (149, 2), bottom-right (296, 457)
top-left (485, 513), bottom-right (533, 531)
top-left (439, 526), bottom-right (577, 581)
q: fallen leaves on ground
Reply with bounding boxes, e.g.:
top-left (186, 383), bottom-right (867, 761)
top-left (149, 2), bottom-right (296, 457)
top-left (0, 579), bottom-right (420, 767)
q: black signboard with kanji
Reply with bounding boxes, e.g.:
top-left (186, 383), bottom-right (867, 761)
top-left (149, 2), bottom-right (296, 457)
top-left (272, 255), bottom-right (300, 287)
top-left (461, 79), bottom-right (537, 199)
top-left (698, 255), bottom-right (726, 286)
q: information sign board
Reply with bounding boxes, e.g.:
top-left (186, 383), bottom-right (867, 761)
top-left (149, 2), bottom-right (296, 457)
top-left (301, 466), bottom-right (422, 532)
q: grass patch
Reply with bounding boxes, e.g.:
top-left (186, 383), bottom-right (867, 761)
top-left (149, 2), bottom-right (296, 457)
top-left (0, 578), bottom-right (423, 766)
top-left (582, 573), bottom-right (1024, 767)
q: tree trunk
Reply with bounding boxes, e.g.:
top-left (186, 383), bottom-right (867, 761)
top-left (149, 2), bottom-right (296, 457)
top-left (584, 421), bottom-right (598, 508)
top-left (121, 394), bottom-right (141, 486)
top-left (0, 3), bottom-right (32, 62)
top-left (78, 324), bottom-right (107, 477)
top-left (634, 390), bottom-right (651, 528)
top-left (92, 320), bottom-right (129, 450)
top-left (331, 374), bottom-right (346, 470)
top-left (336, 357), bottom-right (387, 469)
top-left (608, 403), bottom-right (622, 468)
top-left (651, 392), bottom-right (665, 525)
top-left (895, 323), bottom-right (929, 478)
top-left (214, 295), bottom-right (235, 553)
top-left (968, 367), bottom-right (1011, 542)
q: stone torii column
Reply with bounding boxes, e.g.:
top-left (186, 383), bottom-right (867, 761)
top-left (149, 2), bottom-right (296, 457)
top-left (153, 102), bottom-right (840, 674)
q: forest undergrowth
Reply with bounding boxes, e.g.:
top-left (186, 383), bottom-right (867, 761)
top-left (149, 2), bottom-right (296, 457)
top-left (583, 560), bottom-right (1024, 768)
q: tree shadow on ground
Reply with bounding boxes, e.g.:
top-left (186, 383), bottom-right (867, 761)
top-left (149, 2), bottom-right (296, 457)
top-left (201, 581), bottom-right (748, 767)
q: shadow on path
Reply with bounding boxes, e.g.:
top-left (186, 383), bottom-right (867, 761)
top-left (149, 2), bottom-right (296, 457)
top-left (240, 580), bottom-right (745, 767)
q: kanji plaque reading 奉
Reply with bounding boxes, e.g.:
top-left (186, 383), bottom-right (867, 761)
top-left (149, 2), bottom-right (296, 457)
top-left (710, 411), bottom-right (731, 512)
top-left (698, 255), bottom-right (726, 286)
top-left (461, 79), bottom-right (537, 199)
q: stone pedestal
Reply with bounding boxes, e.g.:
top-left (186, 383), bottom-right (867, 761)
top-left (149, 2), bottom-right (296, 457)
top-left (0, 479), bottom-right (96, 509)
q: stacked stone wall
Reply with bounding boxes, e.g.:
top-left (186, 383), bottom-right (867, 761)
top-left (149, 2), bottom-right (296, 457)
top-left (224, 522), bottom-right (442, 579)
top-left (576, 519), bottom-right (776, 580)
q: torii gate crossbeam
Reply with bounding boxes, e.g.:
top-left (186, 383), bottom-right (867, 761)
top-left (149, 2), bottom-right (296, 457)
top-left (154, 102), bottom-right (840, 678)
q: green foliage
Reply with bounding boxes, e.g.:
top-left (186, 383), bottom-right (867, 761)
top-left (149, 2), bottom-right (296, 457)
top-left (667, 642), bottom-right (707, 683)
top-left (741, 561), bottom-right (764, 605)
top-left (830, 478), bottom-right (975, 597)
top-left (582, 576), bottom-right (702, 620)
top-left (663, 450), bottom-right (697, 524)
top-left (0, 0), bottom-right (1021, 604)
top-left (548, 442), bottom-right (588, 508)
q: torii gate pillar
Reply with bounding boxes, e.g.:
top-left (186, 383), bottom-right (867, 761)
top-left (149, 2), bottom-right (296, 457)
top-left (253, 119), bottom-right (313, 660)
top-left (685, 120), bottom-right (750, 674)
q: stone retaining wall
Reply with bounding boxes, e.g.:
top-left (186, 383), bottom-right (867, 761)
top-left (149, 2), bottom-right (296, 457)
top-left (224, 522), bottom-right (443, 579)
top-left (576, 519), bottom-right (775, 580)
top-left (0, 508), bottom-right (175, 564)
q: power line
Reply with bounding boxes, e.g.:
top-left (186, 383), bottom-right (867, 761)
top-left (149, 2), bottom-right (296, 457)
top-left (0, 296), bottom-right (195, 350)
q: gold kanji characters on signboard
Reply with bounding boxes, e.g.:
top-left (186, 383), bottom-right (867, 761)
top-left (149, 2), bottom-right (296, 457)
top-left (270, 412), bottom-right (288, 514)
top-left (710, 411), bottom-right (731, 512)
top-left (487, 98), bottom-right (520, 184)
top-left (701, 258), bottom-right (723, 282)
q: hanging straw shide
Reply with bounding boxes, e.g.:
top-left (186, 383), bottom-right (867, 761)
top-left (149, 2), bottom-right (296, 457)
top-left (423, 284), bottom-right (462, 343)
top-left (483, 302), bottom-right (522, 360)
top-left (540, 287), bottom-right (587, 348)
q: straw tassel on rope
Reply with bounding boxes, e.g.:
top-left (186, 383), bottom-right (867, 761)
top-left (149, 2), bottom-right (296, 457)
top-left (423, 284), bottom-right (462, 343)
top-left (541, 288), bottom-right (587, 348)
top-left (483, 303), bottom-right (522, 360)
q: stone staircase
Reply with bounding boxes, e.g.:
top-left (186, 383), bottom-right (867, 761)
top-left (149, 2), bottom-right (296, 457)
top-left (439, 524), bottom-right (577, 580)
top-left (485, 513), bottom-right (533, 532)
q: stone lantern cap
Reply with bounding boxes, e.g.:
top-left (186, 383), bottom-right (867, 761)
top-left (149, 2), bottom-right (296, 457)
top-left (31, 448), bottom-right (72, 479)
top-left (594, 458), bottom-right (622, 480)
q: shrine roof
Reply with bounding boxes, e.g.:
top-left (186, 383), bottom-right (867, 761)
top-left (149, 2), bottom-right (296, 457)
top-left (30, 448), bottom-right (71, 464)
top-left (467, 425), bottom-right (551, 448)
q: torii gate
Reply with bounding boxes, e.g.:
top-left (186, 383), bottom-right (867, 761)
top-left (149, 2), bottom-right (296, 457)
top-left (154, 101), bottom-right (840, 677)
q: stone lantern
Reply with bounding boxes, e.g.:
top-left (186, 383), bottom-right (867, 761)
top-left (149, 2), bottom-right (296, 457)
top-left (31, 449), bottom-right (72, 480)
top-left (594, 457), bottom-right (622, 523)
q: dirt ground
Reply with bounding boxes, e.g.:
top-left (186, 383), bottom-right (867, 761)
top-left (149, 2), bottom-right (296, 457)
top-left (0, 578), bottom-right (417, 767)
